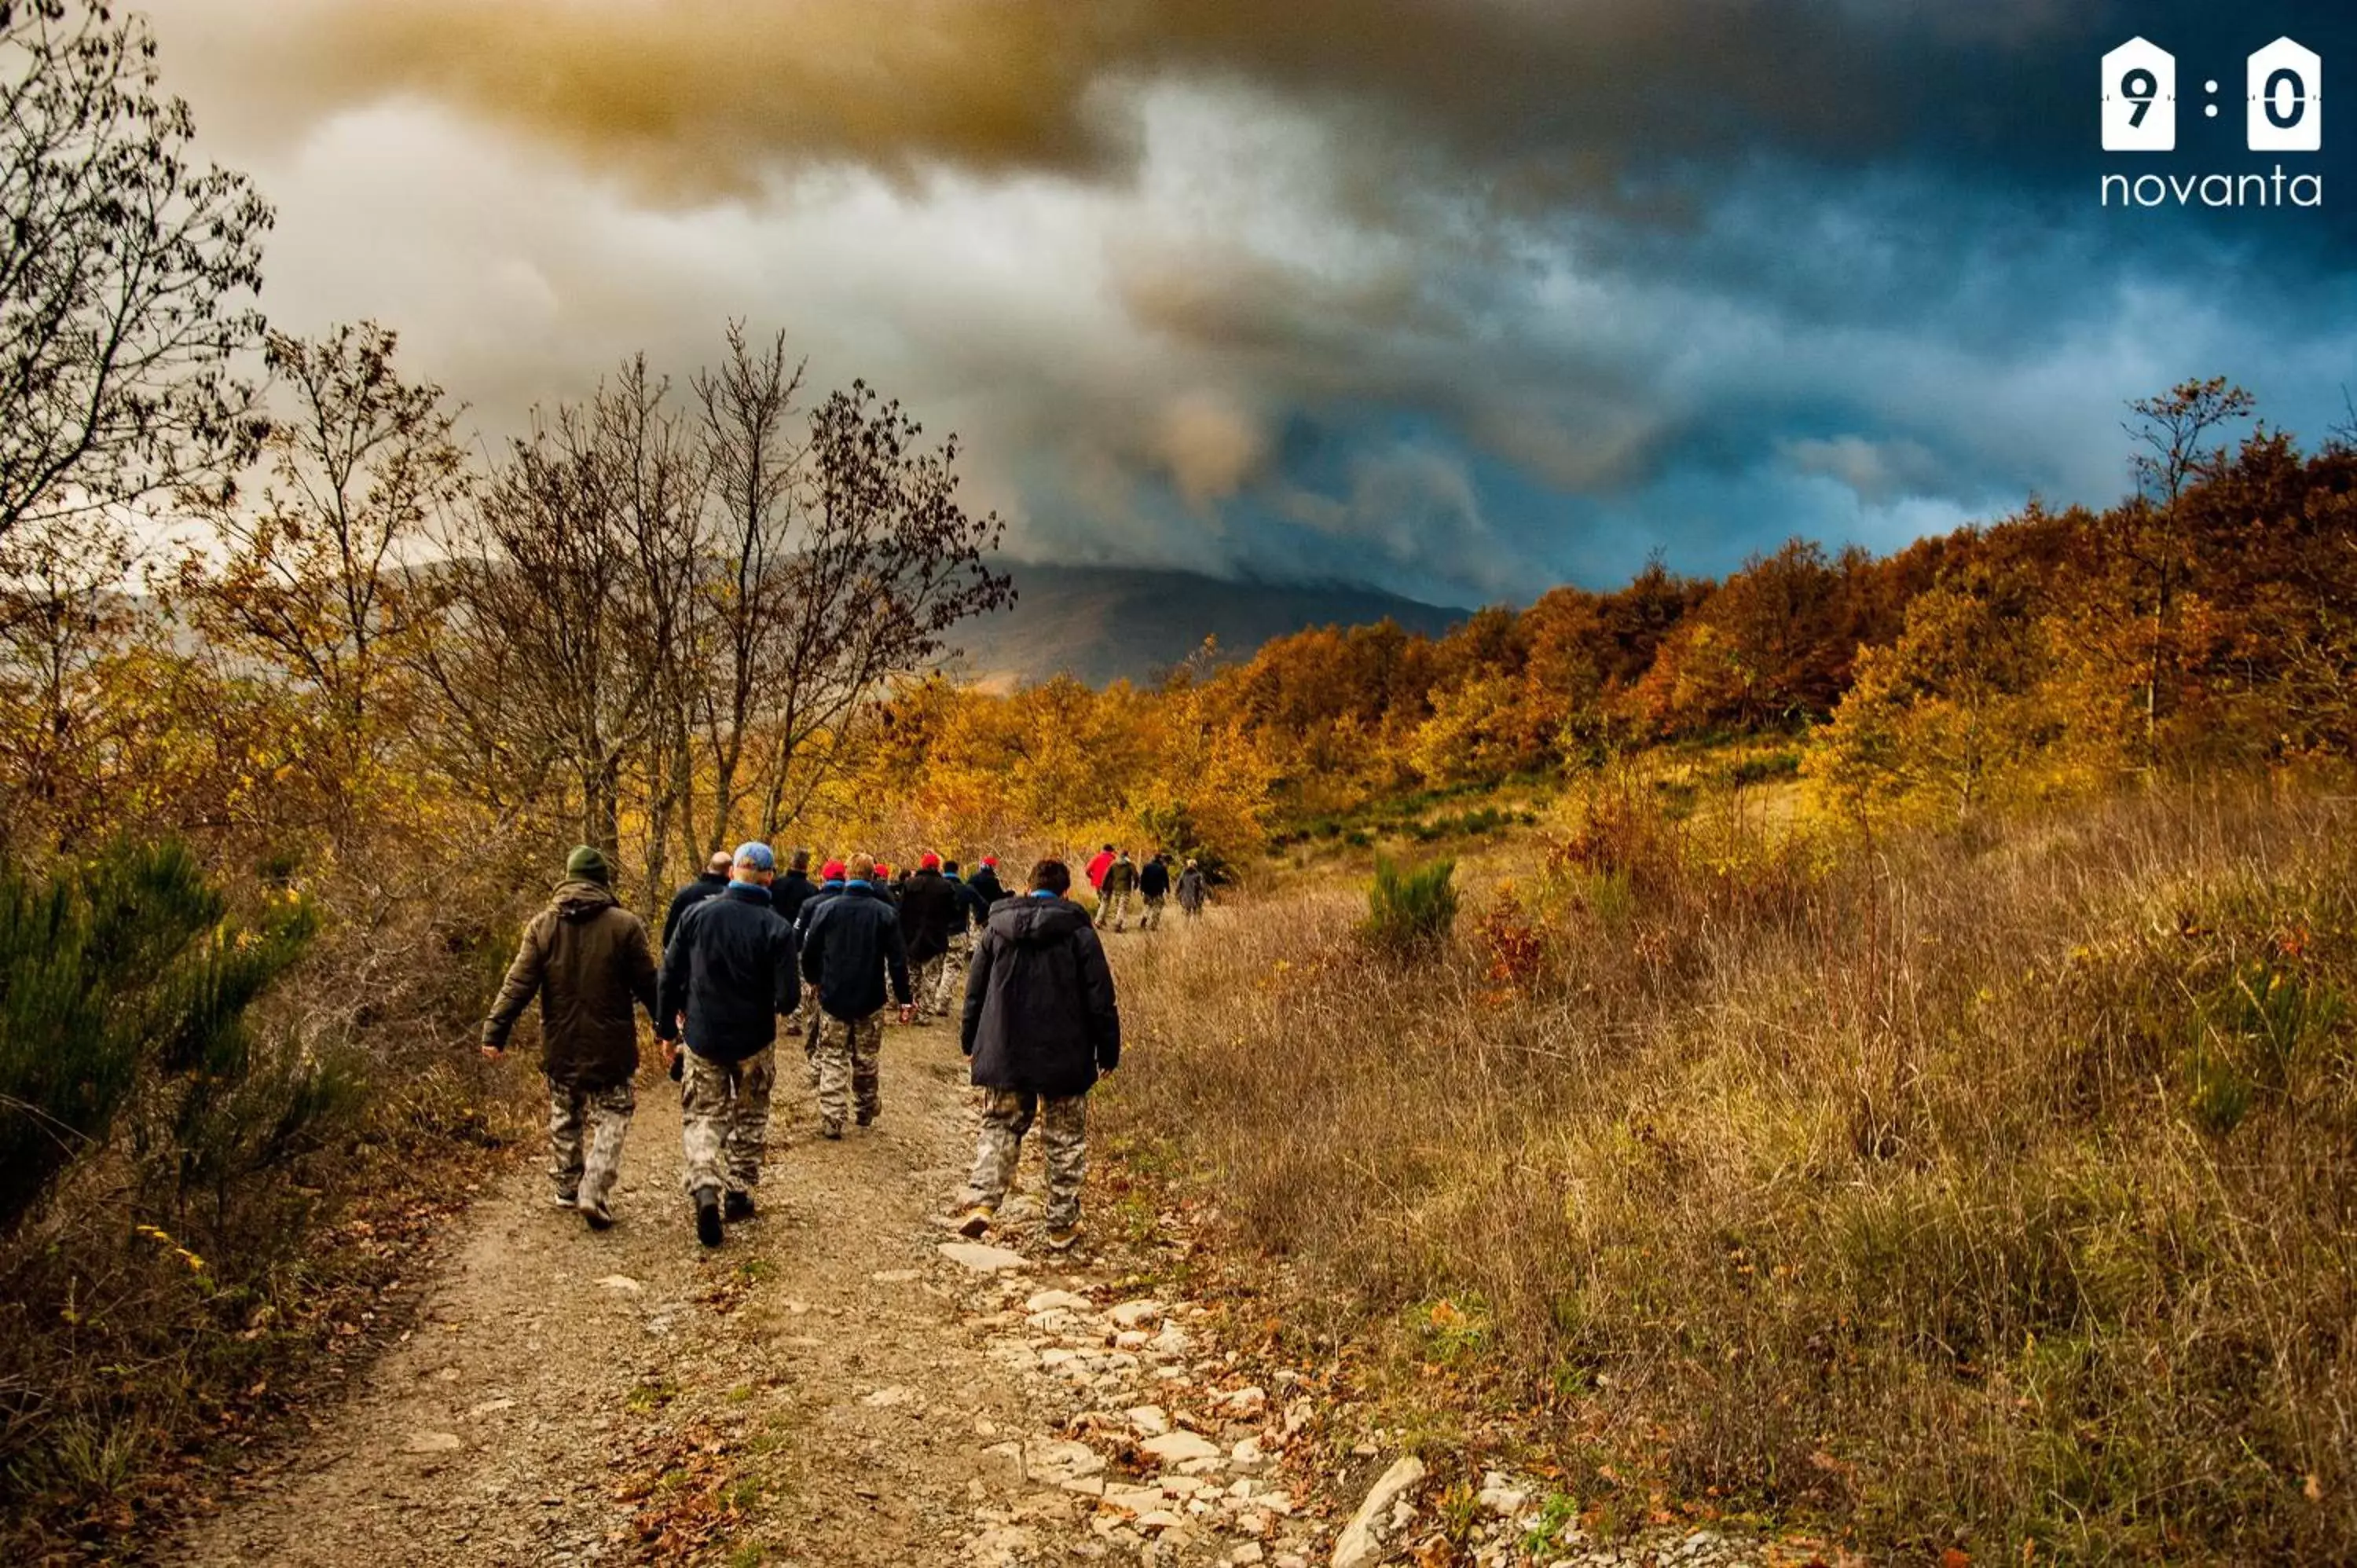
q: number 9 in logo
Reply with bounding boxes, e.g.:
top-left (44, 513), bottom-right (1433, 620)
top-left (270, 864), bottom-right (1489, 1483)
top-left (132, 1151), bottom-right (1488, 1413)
top-left (2248, 38), bottom-right (2322, 152)
top-left (2102, 38), bottom-right (2176, 152)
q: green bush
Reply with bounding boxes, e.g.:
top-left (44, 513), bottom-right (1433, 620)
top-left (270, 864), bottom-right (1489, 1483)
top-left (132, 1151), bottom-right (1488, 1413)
top-left (1365, 855), bottom-right (1457, 951)
top-left (0, 842), bottom-right (318, 1238)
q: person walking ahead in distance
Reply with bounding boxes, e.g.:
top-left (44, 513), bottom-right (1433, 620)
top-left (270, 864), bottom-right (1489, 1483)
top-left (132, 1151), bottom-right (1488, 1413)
top-left (1176, 857), bottom-right (1208, 920)
top-left (1085, 843), bottom-right (1115, 893)
top-left (967, 855), bottom-right (1009, 910)
top-left (799, 852), bottom-right (914, 1139)
top-left (658, 842), bottom-right (797, 1248)
top-left (1095, 848), bottom-right (1138, 932)
top-left (1137, 852), bottom-right (1171, 930)
top-left (899, 852), bottom-right (958, 1022)
top-left (663, 850), bottom-right (734, 950)
top-left (958, 858), bottom-right (1121, 1251)
top-left (482, 846), bottom-right (658, 1231)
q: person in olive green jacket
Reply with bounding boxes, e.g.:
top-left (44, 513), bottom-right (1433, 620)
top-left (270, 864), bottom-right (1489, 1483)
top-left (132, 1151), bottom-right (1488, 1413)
top-left (482, 846), bottom-right (658, 1229)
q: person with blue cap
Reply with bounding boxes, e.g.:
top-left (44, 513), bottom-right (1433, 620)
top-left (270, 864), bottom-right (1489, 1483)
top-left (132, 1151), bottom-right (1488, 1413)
top-left (658, 841), bottom-right (798, 1247)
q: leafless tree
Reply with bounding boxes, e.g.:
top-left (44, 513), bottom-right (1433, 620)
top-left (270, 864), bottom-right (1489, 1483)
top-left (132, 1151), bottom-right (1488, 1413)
top-left (0, 0), bottom-right (270, 549)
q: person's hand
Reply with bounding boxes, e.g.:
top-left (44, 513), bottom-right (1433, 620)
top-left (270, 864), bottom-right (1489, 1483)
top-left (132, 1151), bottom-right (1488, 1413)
top-left (479, 1043), bottom-right (503, 1062)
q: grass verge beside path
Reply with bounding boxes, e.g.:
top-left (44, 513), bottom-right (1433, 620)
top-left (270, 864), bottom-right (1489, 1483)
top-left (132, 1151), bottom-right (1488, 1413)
top-left (1100, 782), bottom-right (2357, 1563)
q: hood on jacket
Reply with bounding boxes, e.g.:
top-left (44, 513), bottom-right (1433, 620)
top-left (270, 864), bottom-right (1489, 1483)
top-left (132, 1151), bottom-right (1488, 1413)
top-left (993, 896), bottom-right (1091, 947)
top-left (552, 877), bottom-right (620, 920)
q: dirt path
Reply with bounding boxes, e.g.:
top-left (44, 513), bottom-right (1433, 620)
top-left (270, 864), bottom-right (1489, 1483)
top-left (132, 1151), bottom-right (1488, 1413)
top-left (174, 1014), bottom-right (1333, 1568)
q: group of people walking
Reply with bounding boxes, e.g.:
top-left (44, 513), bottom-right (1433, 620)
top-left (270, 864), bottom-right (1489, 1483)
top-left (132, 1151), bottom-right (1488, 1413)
top-left (1083, 846), bottom-right (1208, 933)
top-left (481, 839), bottom-right (1135, 1253)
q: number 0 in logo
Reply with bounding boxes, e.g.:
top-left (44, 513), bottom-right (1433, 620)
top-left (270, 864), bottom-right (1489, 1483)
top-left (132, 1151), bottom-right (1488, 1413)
top-left (2102, 38), bottom-right (2176, 152)
top-left (2248, 38), bottom-right (2322, 152)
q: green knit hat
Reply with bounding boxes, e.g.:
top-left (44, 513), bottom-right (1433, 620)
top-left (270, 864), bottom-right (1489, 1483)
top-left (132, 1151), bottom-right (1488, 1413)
top-left (564, 844), bottom-right (611, 885)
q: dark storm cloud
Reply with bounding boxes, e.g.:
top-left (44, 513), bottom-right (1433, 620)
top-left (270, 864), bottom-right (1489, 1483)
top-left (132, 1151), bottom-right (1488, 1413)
top-left (142, 1), bottom-right (2357, 606)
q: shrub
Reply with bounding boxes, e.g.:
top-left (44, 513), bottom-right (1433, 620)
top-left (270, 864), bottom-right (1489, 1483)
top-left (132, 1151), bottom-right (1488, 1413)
top-left (0, 842), bottom-right (317, 1237)
top-left (1364, 855), bottom-right (1457, 951)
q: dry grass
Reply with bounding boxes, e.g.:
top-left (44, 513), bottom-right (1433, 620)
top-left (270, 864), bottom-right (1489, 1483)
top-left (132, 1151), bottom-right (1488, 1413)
top-left (1102, 781), bottom-right (2357, 1563)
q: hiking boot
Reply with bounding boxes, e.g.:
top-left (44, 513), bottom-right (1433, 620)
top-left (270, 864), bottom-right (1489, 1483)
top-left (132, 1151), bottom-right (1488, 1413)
top-left (723, 1190), bottom-right (757, 1222)
top-left (693, 1188), bottom-right (724, 1248)
top-left (855, 1108), bottom-right (878, 1128)
top-left (580, 1196), bottom-right (614, 1231)
top-left (551, 1188), bottom-right (580, 1210)
top-left (957, 1205), bottom-right (994, 1240)
top-left (819, 1119), bottom-right (843, 1141)
top-left (1045, 1224), bottom-right (1081, 1251)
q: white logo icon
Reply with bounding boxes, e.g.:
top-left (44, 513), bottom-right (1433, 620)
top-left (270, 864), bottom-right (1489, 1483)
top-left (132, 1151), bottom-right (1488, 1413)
top-left (2104, 38), bottom-right (2177, 152)
top-left (2248, 38), bottom-right (2321, 152)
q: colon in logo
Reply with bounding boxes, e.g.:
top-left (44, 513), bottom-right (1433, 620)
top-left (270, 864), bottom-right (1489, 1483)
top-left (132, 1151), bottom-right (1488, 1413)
top-left (2103, 38), bottom-right (2176, 152)
top-left (2248, 38), bottom-right (2321, 152)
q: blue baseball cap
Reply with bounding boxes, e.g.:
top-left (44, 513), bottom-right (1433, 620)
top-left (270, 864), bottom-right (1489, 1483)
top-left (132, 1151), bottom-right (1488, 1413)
top-left (733, 841), bottom-right (776, 871)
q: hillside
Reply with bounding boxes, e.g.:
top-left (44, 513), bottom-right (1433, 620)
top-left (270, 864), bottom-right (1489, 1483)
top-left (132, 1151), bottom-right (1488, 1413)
top-left (940, 563), bottom-right (1466, 687)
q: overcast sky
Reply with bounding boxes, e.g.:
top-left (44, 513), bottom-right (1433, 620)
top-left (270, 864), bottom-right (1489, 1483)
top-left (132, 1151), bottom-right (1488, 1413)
top-left (142, 1), bottom-right (2357, 607)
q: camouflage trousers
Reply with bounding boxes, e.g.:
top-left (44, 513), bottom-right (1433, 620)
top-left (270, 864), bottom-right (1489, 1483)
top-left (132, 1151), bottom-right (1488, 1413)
top-left (815, 1010), bottom-right (885, 1133)
top-left (1139, 895), bottom-right (1166, 931)
top-left (548, 1077), bottom-right (635, 1207)
top-left (679, 1046), bottom-right (775, 1197)
top-left (933, 932), bottom-right (973, 1016)
top-left (1094, 888), bottom-right (1132, 929)
top-left (912, 953), bottom-right (948, 1020)
top-left (963, 1090), bottom-right (1087, 1229)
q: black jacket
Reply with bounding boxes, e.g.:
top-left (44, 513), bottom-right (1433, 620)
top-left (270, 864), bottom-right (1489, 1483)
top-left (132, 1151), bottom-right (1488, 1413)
top-left (801, 882), bottom-right (913, 1020)
top-left (662, 871), bottom-right (730, 950)
top-left (967, 865), bottom-right (1009, 907)
top-left (794, 881), bottom-right (848, 936)
top-left (658, 882), bottom-right (798, 1064)
top-left (947, 874), bottom-right (989, 931)
top-left (900, 868), bottom-right (958, 962)
top-left (1138, 859), bottom-right (1171, 899)
top-left (961, 896), bottom-right (1121, 1097)
top-left (772, 869), bottom-right (818, 926)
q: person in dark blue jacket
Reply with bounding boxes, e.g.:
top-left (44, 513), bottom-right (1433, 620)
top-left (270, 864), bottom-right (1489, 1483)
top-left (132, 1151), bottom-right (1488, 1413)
top-left (772, 848), bottom-right (819, 926)
top-left (658, 842), bottom-right (798, 1246)
top-left (798, 852), bottom-right (913, 1139)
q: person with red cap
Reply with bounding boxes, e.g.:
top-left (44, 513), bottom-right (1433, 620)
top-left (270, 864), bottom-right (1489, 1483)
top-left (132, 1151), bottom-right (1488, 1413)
top-left (897, 852), bottom-right (959, 1022)
top-left (967, 855), bottom-right (1009, 910)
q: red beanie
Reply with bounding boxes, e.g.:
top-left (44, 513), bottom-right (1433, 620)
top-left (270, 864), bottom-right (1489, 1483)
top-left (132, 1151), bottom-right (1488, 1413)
top-left (822, 859), bottom-right (846, 880)
top-left (920, 852), bottom-right (940, 870)
top-left (981, 855), bottom-right (998, 867)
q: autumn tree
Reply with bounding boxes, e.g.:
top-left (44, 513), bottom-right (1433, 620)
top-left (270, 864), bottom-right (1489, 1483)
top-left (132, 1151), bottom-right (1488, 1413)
top-left (176, 324), bottom-right (468, 844)
top-left (2115, 377), bottom-right (2256, 764)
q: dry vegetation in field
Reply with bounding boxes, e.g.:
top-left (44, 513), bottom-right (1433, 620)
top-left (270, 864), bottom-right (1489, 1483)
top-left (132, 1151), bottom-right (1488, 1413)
top-left (1105, 775), bottom-right (2357, 1563)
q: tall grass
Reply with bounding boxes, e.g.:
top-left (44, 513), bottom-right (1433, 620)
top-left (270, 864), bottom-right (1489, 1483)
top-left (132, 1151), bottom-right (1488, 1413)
top-left (1105, 782), bottom-right (2357, 1562)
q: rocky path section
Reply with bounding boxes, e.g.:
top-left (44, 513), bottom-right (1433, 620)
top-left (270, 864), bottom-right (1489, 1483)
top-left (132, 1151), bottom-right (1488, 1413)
top-left (174, 1012), bottom-right (1783, 1568)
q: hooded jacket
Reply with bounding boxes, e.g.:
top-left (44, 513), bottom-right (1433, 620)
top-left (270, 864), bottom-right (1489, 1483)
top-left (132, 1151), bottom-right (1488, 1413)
top-left (961, 896), bottom-right (1121, 1097)
top-left (1101, 855), bottom-right (1138, 896)
top-left (899, 867), bottom-right (959, 962)
top-left (1086, 849), bottom-right (1116, 890)
top-left (967, 863), bottom-right (1009, 909)
top-left (484, 879), bottom-right (659, 1090)
top-left (658, 881), bottom-right (799, 1064)
top-left (800, 882), bottom-right (913, 1020)
top-left (1176, 866), bottom-right (1208, 912)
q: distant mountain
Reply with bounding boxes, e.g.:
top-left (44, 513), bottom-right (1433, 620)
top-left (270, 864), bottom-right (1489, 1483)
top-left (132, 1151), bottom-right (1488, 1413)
top-left (938, 564), bottom-right (1467, 688)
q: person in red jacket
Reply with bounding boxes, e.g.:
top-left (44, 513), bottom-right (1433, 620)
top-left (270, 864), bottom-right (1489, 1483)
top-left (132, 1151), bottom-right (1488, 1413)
top-left (1085, 844), bottom-right (1116, 891)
